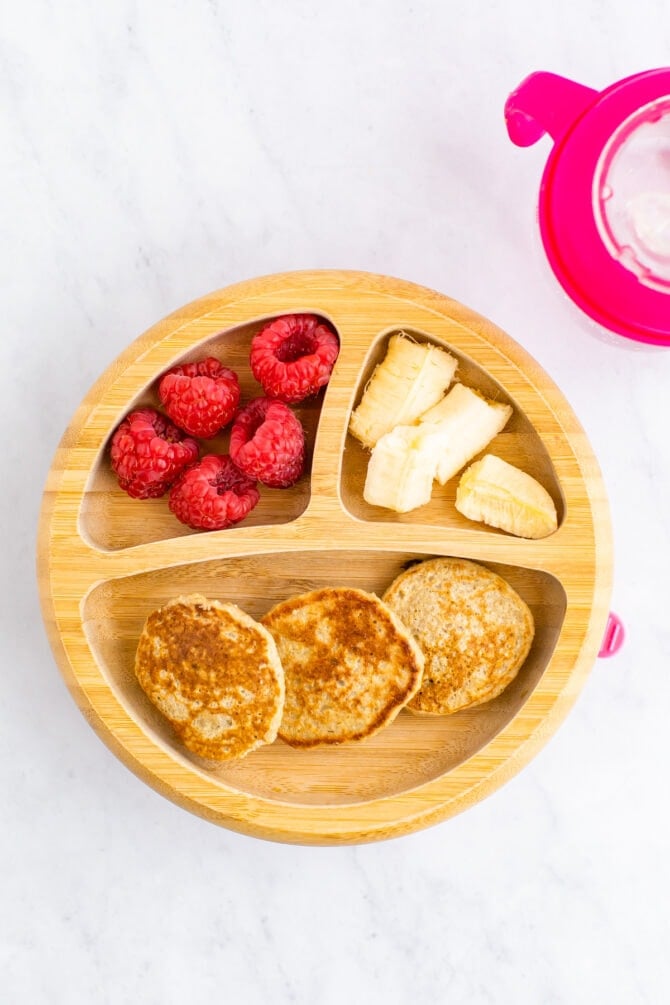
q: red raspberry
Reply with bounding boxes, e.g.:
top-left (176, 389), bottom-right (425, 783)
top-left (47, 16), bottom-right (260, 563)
top-left (230, 397), bottom-right (305, 488)
top-left (250, 314), bottom-right (339, 404)
top-left (110, 408), bottom-right (199, 499)
top-left (169, 455), bottom-right (260, 530)
top-left (158, 357), bottom-right (241, 438)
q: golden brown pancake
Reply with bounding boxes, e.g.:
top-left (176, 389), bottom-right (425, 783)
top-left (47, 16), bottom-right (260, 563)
top-left (382, 558), bottom-right (534, 714)
top-left (135, 594), bottom-right (284, 761)
top-left (261, 587), bottom-right (424, 748)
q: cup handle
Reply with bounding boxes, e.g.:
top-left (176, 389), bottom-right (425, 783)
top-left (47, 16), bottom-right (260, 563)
top-left (598, 612), bottom-right (625, 658)
top-left (505, 71), bottom-right (598, 147)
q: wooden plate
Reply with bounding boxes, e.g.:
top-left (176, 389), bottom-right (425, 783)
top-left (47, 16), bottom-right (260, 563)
top-left (37, 270), bottom-right (612, 844)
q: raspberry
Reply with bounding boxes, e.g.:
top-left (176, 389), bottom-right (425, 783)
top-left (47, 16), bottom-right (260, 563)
top-left (230, 397), bottom-right (305, 488)
top-left (250, 314), bottom-right (339, 404)
top-left (158, 357), bottom-right (241, 438)
top-left (169, 455), bottom-right (260, 530)
top-left (110, 408), bottom-right (199, 499)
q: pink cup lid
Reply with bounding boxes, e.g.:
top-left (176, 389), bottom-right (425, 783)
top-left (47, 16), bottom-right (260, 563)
top-left (506, 69), bottom-right (670, 346)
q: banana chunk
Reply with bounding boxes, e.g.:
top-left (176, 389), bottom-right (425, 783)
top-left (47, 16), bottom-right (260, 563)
top-left (455, 454), bottom-right (558, 539)
top-left (364, 424), bottom-right (443, 513)
top-left (419, 383), bottom-right (512, 486)
top-left (349, 333), bottom-right (457, 449)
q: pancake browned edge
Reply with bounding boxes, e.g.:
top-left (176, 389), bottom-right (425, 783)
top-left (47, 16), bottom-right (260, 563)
top-left (382, 558), bottom-right (534, 715)
top-left (261, 587), bottom-right (424, 748)
top-left (135, 594), bottom-right (284, 761)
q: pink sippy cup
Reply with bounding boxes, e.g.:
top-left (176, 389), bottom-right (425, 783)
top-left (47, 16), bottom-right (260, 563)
top-left (506, 69), bottom-right (670, 346)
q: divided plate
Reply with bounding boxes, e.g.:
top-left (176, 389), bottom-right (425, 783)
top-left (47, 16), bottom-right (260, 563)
top-left (37, 270), bottom-right (612, 844)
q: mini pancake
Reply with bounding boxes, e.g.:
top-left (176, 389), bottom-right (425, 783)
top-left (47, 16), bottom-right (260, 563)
top-left (382, 558), bottom-right (534, 714)
top-left (261, 587), bottom-right (424, 748)
top-left (135, 594), bottom-right (284, 761)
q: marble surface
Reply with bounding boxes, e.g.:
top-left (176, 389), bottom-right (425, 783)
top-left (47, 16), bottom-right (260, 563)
top-left (3, 1), bottom-right (670, 1001)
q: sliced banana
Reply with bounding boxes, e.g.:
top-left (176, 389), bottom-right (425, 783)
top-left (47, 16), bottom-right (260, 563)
top-left (363, 424), bottom-right (443, 513)
top-left (349, 333), bottom-right (457, 449)
top-left (455, 454), bottom-right (558, 539)
top-left (419, 383), bottom-right (512, 485)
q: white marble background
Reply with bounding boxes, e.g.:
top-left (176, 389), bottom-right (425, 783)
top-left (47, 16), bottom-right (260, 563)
top-left (3, 1), bottom-right (670, 1002)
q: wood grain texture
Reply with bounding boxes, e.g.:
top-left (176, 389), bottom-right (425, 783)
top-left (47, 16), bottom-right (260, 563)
top-left (37, 270), bottom-right (613, 844)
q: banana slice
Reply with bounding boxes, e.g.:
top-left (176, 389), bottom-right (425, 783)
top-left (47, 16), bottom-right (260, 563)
top-left (363, 424), bottom-right (443, 513)
top-left (349, 333), bottom-right (457, 449)
top-left (419, 383), bottom-right (512, 485)
top-left (455, 454), bottom-right (558, 539)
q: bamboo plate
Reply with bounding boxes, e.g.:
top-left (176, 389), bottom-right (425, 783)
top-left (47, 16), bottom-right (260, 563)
top-left (37, 270), bottom-right (612, 845)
